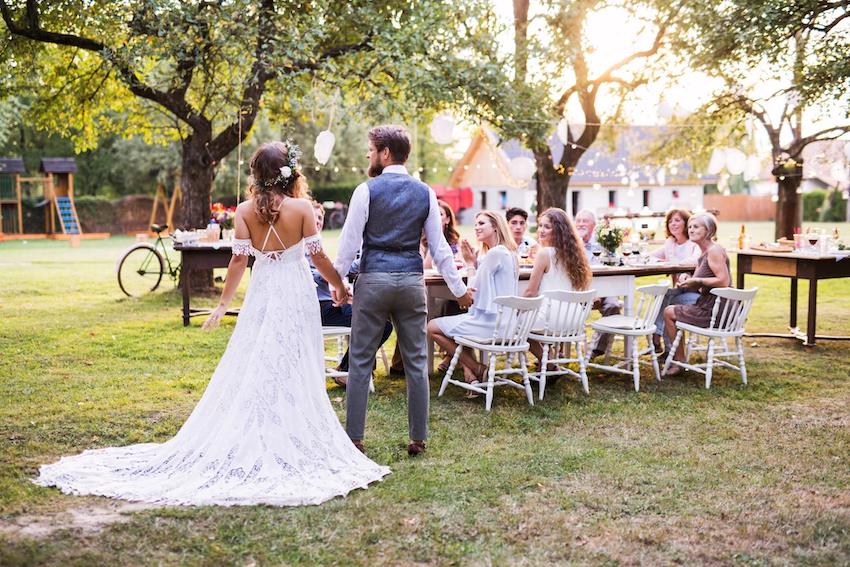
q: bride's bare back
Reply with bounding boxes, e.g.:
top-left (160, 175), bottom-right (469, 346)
top-left (236, 196), bottom-right (317, 251)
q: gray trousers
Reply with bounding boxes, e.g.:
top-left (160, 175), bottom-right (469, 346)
top-left (346, 272), bottom-right (429, 442)
top-left (589, 296), bottom-right (622, 354)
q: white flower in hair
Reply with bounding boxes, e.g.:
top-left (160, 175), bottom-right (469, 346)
top-left (280, 165), bottom-right (292, 178)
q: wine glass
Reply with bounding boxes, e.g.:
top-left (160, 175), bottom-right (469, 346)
top-left (621, 242), bottom-right (633, 265)
top-left (591, 243), bottom-right (603, 264)
top-left (638, 242), bottom-right (649, 264)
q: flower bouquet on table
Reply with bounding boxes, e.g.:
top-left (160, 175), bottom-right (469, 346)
top-left (595, 220), bottom-right (625, 265)
top-left (211, 202), bottom-right (237, 240)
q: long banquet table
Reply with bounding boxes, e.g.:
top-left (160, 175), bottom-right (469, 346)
top-left (424, 263), bottom-right (695, 372)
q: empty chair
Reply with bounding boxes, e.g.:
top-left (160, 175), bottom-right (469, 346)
top-left (527, 289), bottom-right (597, 400)
top-left (438, 295), bottom-right (543, 411)
top-left (587, 283), bottom-right (669, 392)
top-left (663, 287), bottom-right (758, 388)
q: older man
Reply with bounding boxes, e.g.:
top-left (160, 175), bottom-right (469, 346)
top-left (574, 209), bottom-right (621, 359)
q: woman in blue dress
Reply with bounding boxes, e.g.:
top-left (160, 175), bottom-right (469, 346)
top-left (427, 210), bottom-right (519, 387)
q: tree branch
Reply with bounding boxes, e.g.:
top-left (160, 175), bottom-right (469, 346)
top-left (788, 125), bottom-right (850, 157)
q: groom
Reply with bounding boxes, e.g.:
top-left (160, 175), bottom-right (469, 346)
top-left (334, 125), bottom-right (473, 456)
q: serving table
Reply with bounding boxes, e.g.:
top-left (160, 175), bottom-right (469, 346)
top-left (734, 249), bottom-right (850, 346)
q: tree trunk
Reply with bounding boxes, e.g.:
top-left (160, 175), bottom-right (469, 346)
top-left (772, 163), bottom-right (803, 240)
top-left (534, 149), bottom-right (569, 212)
top-left (181, 133), bottom-right (217, 291)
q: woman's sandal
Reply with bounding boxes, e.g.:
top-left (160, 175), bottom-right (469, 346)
top-left (462, 364), bottom-right (487, 399)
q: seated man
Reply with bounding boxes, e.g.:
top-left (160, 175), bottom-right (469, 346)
top-left (574, 209), bottom-right (622, 359)
top-left (506, 207), bottom-right (539, 261)
top-left (310, 202), bottom-right (392, 386)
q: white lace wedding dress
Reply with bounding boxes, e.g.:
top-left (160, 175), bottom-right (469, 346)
top-left (36, 234), bottom-right (390, 506)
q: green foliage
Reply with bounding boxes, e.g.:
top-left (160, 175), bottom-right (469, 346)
top-left (803, 190), bottom-right (827, 221)
top-left (74, 195), bottom-right (116, 229)
top-left (821, 189), bottom-right (848, 222)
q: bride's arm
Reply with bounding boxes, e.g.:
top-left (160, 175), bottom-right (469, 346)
top-left (202, 205), bottom-right (251, 330)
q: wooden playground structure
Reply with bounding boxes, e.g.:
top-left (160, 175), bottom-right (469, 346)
top-left (0, 157), bottom-right (108, 241)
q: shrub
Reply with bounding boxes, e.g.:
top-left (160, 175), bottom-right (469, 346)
top-left (820, 189), bottom-right (847, 222)
top-left (803, 189), bottom-right (827, 221)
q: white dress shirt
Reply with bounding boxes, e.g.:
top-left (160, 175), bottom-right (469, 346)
top-left (334, 164), bottom-right (468, 298)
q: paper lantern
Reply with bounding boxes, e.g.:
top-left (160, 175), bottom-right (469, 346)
top-left (744, 155), bottom-right (762, 181)
top-left (657, 101), bottom-right (674, 120)
top-left (725, 148), bottom-right (747, 175)
top-left (556, 118), bottom-right (569, 144)
top-left (429, 114), bottom-right (455, 144)
top-left (508, 156), bottom-right (536, 181)
top-left (313, 130), bottom-right (336, 165)
top-left (656, 167), bottom-right (666, 186)
top-left (568, 112), bottom-right (585, 141)
top-left (707, 148), bottom-right (725, 175)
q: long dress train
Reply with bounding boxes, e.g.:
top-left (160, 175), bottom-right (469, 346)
top-left (35, 235), bottom-right (390, 506)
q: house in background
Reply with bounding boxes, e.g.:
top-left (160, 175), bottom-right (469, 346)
top-left (448, 127), bottom-right (712, 223)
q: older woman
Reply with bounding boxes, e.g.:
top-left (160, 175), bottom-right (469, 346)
top-left (662, 213), bottom-right (731, 376)
top-left (651, 208), bottom-right (702, 351)
top-left (427, 210), bottom-right (519, 391)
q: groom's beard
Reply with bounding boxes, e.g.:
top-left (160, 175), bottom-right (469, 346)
top-left (368, 163), bottom-right (384, 178)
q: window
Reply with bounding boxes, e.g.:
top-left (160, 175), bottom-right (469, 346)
top-left (608, 190), bottom-right (616, 207)
top-left (642, 189), bottom-right (650, 208)
top-left (480, 191), bottom-right (487, 210)
top-left (571, 190), bottom-right (580, 216)
top-left (499, 190), bottom-right (507, 210)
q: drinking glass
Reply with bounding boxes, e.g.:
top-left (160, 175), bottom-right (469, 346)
top-left (591, 243), bottom-right (603, 265)
top-left (638, 242), bottom-right (649, 264)
top-left (621, 242), bottom-right (633, 265)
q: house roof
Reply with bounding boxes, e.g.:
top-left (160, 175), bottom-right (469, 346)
top-left (40, 158), bottom-right (77, 174)
top-left (0, 158), bottom-right (25, 174)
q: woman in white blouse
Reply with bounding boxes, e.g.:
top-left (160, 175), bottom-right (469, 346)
top-left (427, 210), bottom-right (519, 388)
top-left (650, 208), bottom-right (701, 351)
top-left (523, 207), bottom-right (592, 368)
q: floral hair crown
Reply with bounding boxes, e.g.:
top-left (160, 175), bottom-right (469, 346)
top-left (262, 141), bottom-right (301, 188)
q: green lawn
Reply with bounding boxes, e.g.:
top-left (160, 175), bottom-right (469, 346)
top-left (1, 224), bottom-right (849, 566)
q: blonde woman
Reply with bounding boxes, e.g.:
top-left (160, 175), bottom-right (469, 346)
top-left (427, 210), bottom-right (519, 390)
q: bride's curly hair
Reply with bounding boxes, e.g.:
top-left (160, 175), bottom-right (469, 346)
top-left (540, 207), bottom-right (591, 290)
top-left (248, 141), bottom-right (309, 224)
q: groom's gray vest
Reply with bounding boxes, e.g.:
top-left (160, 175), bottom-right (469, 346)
top-left (359, 173), bottom-right (431, 273)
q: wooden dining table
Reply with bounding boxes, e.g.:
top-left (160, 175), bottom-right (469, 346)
top-left (424, 262), bottom-right (695, 372)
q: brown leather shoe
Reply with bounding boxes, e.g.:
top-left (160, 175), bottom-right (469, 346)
top-left (351, 439), bottom-right (365, 453)
top-left (407, 440), bottom-right (426, 456)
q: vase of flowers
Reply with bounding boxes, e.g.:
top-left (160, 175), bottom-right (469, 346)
top-left (595, 220), bottom-right (625, 265)
top-left (211, 202), bottom-right (236, 233)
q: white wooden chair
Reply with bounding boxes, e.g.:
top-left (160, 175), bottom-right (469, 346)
top-left (587, 283), bottom-right (669, 392)
top-left (322, 326), bottom-right (381, 393)
top-left (663, 287), bottom-right (758, 388)
top-left (526, 289), bottom-right (597, 400)
top-left (438, 295), bottom-right (543, 411)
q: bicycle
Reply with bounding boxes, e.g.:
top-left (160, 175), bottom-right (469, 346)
top-left (116, 224), bottom-right (181, 297)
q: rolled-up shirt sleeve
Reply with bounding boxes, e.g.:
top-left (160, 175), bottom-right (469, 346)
top-left (333, 182), bottom-right (369, 280)
top-left (424, 190), bottom-right (467, 297)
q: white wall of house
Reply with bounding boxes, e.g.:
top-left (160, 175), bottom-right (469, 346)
top-left (569, 184), bottom-right (704, 216)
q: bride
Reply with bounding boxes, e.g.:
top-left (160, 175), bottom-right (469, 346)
top-left (35, 141), bottom-right (390, 506)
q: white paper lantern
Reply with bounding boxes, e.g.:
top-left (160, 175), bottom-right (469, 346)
top-left (508, 156), bottom-right (536, 181)
top-left (656, 167), bottom-right (666, 186)
top-left (556, 117), bottom-right (569, 145)
top-left (429, 114), bottom-right (455, 144)
top-left (313, 130), bottom-right (336, 165)
top-left (657, 101), bottom-right (674, 120)
top-left (744, 155), bottom-right (762, 181)
top-left (725, 148), bottom-right (747, 175)
top-left (707, 148), bottom-right (726, 175)
top-left (568, 112), bottom-right (585, 141)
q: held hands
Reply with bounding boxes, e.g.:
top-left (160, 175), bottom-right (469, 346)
top-left (202, 305), bottom-right (228, 331)
top-left (456, 288), bottom-right (474, 310)
top-left (331, 284), bottom-right (351, 307)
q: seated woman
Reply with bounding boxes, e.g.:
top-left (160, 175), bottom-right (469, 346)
top-left (423, 199), bottom-right (461, 268)
top-left (427, 210), bottom-right (518, 391)
top-left (650, 208), bottom-right (702, 351)
top-left (522, 207), bottom-right (592, 369)
top-left (662, 213), bottom-right (731, 376)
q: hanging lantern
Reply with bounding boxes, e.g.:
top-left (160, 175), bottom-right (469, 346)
top-left (556, 117), bottom-right (569, 145)
top-left (508, 156), bottom-right (536, 181)
top-left (725, 148), bottom-right (747, 175)
top-left (744, 155), bottom-right (761, 181)
top-left (707, 148), bottom-right (725, 175)
top-left (656, 100), bottom-right (674, 120)
top-left (568, 111), bottom-right (585, 141)
top-left (656, 167), bottom-right (666, 186)
top-left (429, 114), bottom-right (455, 144)
top-left (314, 130), bottom-right (336, 165)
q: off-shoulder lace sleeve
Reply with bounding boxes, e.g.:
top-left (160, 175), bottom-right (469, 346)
top-left (231, 238), bottom-right (253, 256)
top-left (304, 234), bottom-right (323, 255)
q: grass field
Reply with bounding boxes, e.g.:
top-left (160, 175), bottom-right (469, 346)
top-left (1, 222), bottom-right (848, 565)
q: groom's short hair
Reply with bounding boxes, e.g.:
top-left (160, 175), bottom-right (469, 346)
top-left (368, 125), bottom-right (411, 164)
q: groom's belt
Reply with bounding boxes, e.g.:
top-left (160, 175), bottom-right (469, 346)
top-left (365, 244), bottom-right (420, 252)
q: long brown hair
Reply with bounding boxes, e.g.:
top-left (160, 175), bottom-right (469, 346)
top-left (540, 207), bottom-right (591, 290)
top-left (664, 207), bottom-right (691, 239)
top-left (476, 210), bottom-right (517, 254)
top-left (438, 199), bottom-right (460, 246)
top-left (248, 141), bottom-right (308, 224)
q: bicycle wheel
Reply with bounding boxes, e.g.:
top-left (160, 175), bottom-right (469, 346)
top-left (117, 244), bottom-right (165, 297)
